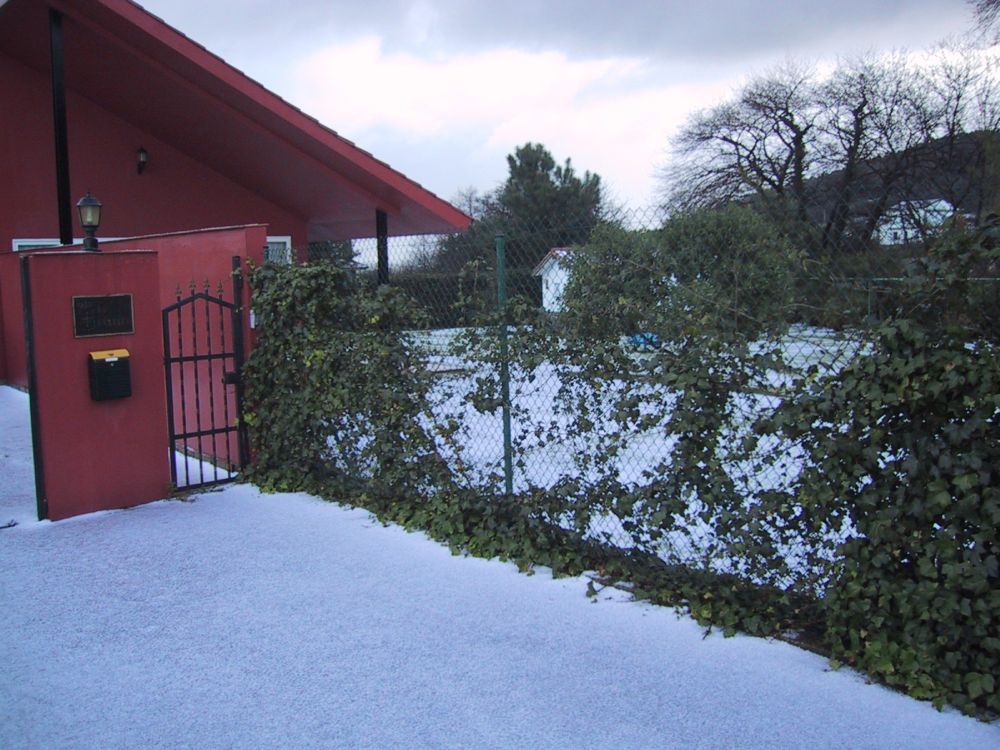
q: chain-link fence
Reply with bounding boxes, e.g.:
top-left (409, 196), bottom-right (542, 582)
top-left (252, 198), bottom-right (997, 600)
top-left (274, 201), bottom-right (978, 596)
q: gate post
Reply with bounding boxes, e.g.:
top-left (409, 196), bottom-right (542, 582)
top-left (231, 255), bottom-right (250, 467)
top-left (21, 250), bottom-right (169, 520)
top-left (495, 233), bottom-right (514, 497)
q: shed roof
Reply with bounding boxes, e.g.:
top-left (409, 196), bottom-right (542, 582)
top-left (0, 0), bottom-right (471, 240)
top-left (532, 247), bottom-right (573, 277)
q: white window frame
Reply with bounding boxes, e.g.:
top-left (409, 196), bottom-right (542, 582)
top-left (12, 238), bottom-right (62, 251)
top-left (16, 236), bottom-right (290, 255)
top-left (12, 237), bottom-right (123, 251)
top-left (264, 235), bottom-right (293, 264)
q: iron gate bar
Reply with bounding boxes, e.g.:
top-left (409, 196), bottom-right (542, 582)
top-left (190, 283), bottom-right (205, 484)
top-left (213, 281), bottom-right (233, 477)
top-left (165, 352), bottom-right (232, 364)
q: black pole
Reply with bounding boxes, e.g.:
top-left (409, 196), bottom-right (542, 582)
top-left (20, 257), bottom-right (48, 520)
top-left (162, 293), bottom-right (179, 489)
top-left (376, 209), bottom-right (389, 286)
top-left (49, 9), bottom-right (73, 245)
top-left (495, 233), bottom-right (514, 496)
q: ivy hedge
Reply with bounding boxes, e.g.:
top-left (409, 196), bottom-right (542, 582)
top-left (779, 220), bottom-right (1000, 714)
top-left (242, 214), bottom-right (999, 717)
top-left (241, 261), bottom-right (601, 575)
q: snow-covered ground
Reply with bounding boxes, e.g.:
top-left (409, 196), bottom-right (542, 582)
top-left (1, 385), bottom-right (997, 749)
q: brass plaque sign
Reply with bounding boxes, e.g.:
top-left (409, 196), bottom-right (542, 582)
top-left (72, 295), bottom-right (134, 337)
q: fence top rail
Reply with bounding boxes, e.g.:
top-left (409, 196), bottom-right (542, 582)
top-left (844, 276), bottom-right (1000, 283)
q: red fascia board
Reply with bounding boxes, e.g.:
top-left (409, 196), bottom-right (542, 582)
top-left (50, 1), bottom-right (390, 211)
top-left (55, 9), bottom-right (393, 219)
top-left (66, 0), bottom-right (470, 231)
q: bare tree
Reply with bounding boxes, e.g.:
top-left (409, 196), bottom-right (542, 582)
top-left (450, 187), bottom-right (494, 221)
top-left (666, 61), bottom-right (818, 216)
top-left (914, 45), bottom-right (1000, 216)
top-left (663, 49), bottom-right (1000, 254)
top-left (818, 55), bottom-right (932, 249)
top-left (969, 0), bottom-right (1000, 41)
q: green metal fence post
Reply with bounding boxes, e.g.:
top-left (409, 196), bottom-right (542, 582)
top-left (495, 233), bottom-right (514, 496)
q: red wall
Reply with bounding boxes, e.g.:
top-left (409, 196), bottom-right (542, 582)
top-left (0, 280), bottom-right (6, 380)
top-left (1, 225), bottom-right (266, 388)
top-left (0, 50), bottom-right (303, 382)
top-left (0, 52), bottom-right (306, 248)
top-left (100, 225), bottom-right (267, 312)
top-left (0, 252), bottom-right (21, 385)
top-left (23, 250), bottom-right (169, 520)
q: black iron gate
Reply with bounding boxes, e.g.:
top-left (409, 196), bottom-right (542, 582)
top-left (162, 256), bottom-right (249, 489)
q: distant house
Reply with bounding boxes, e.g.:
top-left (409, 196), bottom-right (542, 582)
top-left (533, 247), bottom-right (573, 312)
top-left (876, 199), bottom-right (968, 246)
top-left (799, 131), bottom-right (996, 252)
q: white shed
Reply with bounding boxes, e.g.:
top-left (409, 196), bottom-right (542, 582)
top-left (532, 247), bottom-right (573, 312)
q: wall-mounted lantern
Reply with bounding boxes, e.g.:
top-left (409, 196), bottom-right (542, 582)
top-left (76, 192), bottom-right (102, 252)
top-left (137, 146), bottom-right (148, 175)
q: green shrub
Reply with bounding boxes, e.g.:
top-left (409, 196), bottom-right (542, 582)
top-left (563, 205), bottom-right (802, 340)
top-left (242, 261), bottom-right (452, 498)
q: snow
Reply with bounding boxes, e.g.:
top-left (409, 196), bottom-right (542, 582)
top-left (172, 449), bottom-right (238, 488)
top-left (0, 385), bottom-right (997, 749)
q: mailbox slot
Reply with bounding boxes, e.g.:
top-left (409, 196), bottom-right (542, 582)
top-left (88, 349), bottom-right (131, 401)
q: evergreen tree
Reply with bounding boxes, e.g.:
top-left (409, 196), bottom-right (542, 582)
top-left (431, 142), bottom-right (605, 273)
top-left (497, 143), bottom-right (603, 268)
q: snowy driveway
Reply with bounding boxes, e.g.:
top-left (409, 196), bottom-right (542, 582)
top-left (1, 387), bottom-right (997, 749)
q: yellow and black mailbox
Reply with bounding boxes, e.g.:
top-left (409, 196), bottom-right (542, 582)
top-left (88, 349), bottom-right (131, 401)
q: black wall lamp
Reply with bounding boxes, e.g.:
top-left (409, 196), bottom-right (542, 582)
top-left (76, 192), bottom-right (102, 252)
top-left (137, 146), bottom-right (148, 175)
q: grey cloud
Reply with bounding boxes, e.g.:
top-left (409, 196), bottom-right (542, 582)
top-left (141, 0), bottom-right (975, 64)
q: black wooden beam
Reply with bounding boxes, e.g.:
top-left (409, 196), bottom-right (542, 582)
top-left (49, 9), bottom-right (73, 245)
top-left (376, 208), bottom-right (389, 285)
top-left (20, 257), bottom-right (48, 520)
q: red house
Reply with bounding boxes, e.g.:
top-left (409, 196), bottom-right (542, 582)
top-left (0, 0), bottom-right (470, 388)
top-left (0, 0), bottom-right (471, 519)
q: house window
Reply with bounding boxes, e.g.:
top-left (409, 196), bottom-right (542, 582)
top-left (12, 239), bottom-right (62, 251)
top-left (12, 238), bottom-right (122, 251)
top-left (264, 235), bottom-right (292, 264)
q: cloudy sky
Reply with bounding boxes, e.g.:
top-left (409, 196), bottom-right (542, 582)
top-left (139, 0), bottom-right (980, 210)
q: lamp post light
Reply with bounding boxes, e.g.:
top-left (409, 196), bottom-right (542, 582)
top-left (76, 191), bottom-right (102, 252)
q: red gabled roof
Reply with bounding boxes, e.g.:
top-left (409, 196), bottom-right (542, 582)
top-left (0, 0), bottom-right (471, 239)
